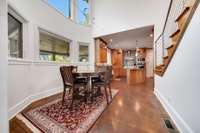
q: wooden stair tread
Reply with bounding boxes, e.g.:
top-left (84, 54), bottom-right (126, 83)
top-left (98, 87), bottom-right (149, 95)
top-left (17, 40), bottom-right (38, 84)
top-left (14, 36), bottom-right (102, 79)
top-left (157, 64), bottom-right (165, 67)
top-left (163, 56), bottom-right (169, 59)
top-left (155, 0), bottom-right (199, 77)
top-left (170, 29), bottom-right (181, 38)
top-left (175, 6), bottom-right (190, 22)
top-left (155, 68), bottom-right (162, 72)
top-left (155, 65), bottom-right (164, 76)
top-left (166, 44), bottom-right (174, 49)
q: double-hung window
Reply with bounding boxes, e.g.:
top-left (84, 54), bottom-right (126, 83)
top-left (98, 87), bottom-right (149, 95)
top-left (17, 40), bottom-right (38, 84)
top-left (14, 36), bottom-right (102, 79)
top-left (39, 32), bottom-right (70, 63)
top-left (79, 42), bottom-right (89, 62)
top-left (8, 13), bottom-right (23, 58)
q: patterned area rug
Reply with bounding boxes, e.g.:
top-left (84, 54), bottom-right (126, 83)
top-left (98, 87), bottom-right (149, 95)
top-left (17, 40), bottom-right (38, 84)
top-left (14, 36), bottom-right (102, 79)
top-left (23, 89), bottom-right (118, 133)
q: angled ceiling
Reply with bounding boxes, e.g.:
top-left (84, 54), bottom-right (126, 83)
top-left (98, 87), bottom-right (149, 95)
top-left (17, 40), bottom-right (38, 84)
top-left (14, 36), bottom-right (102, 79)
top-left (101, 25), bottom-right (154, 50)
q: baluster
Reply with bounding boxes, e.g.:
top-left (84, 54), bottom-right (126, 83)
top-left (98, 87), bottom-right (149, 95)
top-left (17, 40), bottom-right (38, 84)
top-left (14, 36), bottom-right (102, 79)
top-left (162, 35), bottom-right (165, 61)
top-left (182, 0), bottom-right (186, 9)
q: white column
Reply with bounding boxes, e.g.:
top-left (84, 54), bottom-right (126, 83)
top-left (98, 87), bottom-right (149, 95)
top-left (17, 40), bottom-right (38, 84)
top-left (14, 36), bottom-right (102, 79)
top-left (70, 40), bottom-right (79, 63)
top-left (70, 0), bottom-right (78, 22)
top-left (0, 0), bottom-right (8, 132)
top-left (88, 0), bottom-right (92, 25)
top-left (89, 39), bottom-right (95, 69)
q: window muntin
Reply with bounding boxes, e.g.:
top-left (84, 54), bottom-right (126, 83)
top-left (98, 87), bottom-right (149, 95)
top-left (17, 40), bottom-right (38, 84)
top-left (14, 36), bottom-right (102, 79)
top-left (47, 0), bottom-right (71, 17)
top-left (77, 0), bottom-right (89, 25)
top-left (39, 32), bottom-right (70, 62)
top-left (79, 43), bottom-right (89, 62)
top-left (8, 13), bottom-right (23, 58)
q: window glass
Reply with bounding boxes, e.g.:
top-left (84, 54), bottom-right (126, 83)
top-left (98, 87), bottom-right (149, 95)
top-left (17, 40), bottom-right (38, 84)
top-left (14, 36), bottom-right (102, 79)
top-left (40, 32), bottom-right (70, 63)
top-left (77, 0), bottom-right (89, 24)
top-left (8, 13), bottom-right (23, 58)
top-left (79, 43), bottom-right (89, 62)
top-left (47, 0), bottom-right (70, 17)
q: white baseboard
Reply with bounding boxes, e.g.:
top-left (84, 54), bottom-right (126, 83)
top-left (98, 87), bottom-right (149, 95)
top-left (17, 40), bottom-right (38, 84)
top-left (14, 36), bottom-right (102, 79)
top-left (154, 89), bottom-right (194, 133)
top-left (8, 87), bottom-right (62, 119)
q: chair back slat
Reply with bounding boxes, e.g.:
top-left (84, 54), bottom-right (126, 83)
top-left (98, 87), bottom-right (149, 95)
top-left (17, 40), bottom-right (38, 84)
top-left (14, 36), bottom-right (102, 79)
top-left (60, 66), bottom-right (74, 87)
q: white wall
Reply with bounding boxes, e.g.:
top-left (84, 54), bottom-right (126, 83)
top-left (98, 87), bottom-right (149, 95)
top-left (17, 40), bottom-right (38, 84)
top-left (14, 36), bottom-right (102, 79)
top-left (92, 0), bottom-right (171, 39)
top-left (155, 4), bottom-right (200, 133)
top-left (8, 0), bottom-right (93, 119)
top-left (146, 49), bottom-right (154, 78)
top-left (0, 0), bottom-right (9, 132)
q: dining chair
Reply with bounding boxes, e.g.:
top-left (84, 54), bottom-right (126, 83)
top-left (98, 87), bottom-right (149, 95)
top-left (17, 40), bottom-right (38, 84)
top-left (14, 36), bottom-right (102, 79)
top-left (91, 66), bottom-right (113, 104)
top-left (60, 66), bottom-right (88, 108)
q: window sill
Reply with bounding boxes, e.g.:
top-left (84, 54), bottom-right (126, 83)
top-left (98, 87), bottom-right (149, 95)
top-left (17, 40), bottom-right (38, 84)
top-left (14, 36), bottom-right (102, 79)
top-left (33, 60), bottom-right (69, 66)
top-left (8, 58), bottom-right (32, 65)
top-left (8, 58), bottom-right (92, 67)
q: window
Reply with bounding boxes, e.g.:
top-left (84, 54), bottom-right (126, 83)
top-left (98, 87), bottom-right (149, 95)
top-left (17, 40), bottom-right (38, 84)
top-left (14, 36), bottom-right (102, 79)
top-left (79, 43), bottom-right (89, 62)
top-left (8, 13), bottom-right (23, 58)
top-left (77, 0), bottom-right (89, 24)
top-left (39, 32), bottom-right (70, 62)
top-left (47, 0), bottom-right (71, 17)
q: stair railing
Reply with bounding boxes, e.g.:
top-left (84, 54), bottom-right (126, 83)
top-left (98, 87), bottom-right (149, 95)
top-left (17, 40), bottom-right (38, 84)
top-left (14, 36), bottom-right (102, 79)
top-left (154, 0), bottom-right (192, 67)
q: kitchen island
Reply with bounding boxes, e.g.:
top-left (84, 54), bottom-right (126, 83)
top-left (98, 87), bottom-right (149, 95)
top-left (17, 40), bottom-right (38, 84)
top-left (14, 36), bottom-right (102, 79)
top-left (126, 68), bottom-right (145, 85)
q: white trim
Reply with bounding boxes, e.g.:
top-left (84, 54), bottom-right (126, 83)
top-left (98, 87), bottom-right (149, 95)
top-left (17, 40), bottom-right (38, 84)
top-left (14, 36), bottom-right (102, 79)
top-left (154, 89), bottom-right (194, 133)
top-left (8, 4), bottom-right (29, 59)
top-left (33, 60), bottom-right (70, 66)
top-left (38, 27), bottom-right (72, 43)
top-left (8, 87), bottom-right (62, 119)
top-left (8, 58), bottom-right (32, 65)
top-left (0, 0), bottom-right (8, 132)
top-left (78, 42), bottom-right (90, 63)
top-left (7, 3), bottom-right (29, 23)
top-left (8, 58), bottom-right (92, 66)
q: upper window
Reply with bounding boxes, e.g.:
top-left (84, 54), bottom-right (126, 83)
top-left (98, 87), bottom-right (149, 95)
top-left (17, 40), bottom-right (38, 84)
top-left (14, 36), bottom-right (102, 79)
top-left (8, 13), bottom-right (23, 58)
top-left (77, 0), bottom-right (89, 25)
top-left (79, 43), bottom-right (89, 62)
top-left (39, 32), bottom-right (70, 63)
top-left (47, 0), bottom-right (71, 17)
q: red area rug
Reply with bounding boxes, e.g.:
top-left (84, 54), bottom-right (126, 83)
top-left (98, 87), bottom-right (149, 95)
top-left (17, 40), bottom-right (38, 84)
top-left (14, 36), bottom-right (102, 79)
top-left (23, 89), bottom-right (118, 133)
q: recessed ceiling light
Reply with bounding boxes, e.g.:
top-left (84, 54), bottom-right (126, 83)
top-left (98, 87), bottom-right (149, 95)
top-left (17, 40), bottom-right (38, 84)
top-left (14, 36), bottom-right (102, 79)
top-left (150, 33), bottom-right (153, 37)
top-left (110, 39), bottom-right (113, 42)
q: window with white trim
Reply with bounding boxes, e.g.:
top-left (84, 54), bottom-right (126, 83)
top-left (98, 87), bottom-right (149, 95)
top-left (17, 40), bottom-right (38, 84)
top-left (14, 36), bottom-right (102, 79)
top-left (79, 42), bottom-right (89, 62)
top-left (39, 32), bottom-right (70, 63)
top-left (8, 13), bottom-right (23, 58)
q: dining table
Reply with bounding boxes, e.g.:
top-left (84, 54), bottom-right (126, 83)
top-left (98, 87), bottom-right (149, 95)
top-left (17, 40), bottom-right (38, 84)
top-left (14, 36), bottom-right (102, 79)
top-left (73, 70), bottom-right (105, 101)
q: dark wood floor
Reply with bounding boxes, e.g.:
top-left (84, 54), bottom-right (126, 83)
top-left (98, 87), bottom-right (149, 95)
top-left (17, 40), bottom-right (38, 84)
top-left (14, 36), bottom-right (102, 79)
top-left (10, 78), bottom-right (175, 133)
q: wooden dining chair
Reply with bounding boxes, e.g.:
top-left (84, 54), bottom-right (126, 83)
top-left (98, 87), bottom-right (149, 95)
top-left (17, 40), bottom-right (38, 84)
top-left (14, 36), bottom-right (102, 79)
top-left (60, 66), bottom-right (88, 108)
top-left (91, 67), bottom-right (113, 104)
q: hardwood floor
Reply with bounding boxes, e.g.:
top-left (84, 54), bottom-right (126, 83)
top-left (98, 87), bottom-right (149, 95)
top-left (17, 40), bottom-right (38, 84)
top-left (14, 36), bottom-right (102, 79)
top-left (10, 78), bottom-right (175, 133)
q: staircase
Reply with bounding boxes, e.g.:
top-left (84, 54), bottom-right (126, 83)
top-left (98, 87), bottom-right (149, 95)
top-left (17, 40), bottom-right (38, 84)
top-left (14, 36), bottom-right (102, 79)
top-left (154, 0), bottom-right (200, 76)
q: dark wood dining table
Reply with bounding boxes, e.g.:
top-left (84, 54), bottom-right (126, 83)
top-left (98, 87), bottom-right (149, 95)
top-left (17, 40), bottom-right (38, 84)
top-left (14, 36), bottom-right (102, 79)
top-left (73, 70), bottom-right (105, 99)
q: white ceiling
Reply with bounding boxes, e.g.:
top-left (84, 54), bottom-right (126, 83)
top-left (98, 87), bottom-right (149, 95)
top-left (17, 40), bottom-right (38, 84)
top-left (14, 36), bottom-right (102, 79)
top-left (101, 25), bottom-right (154, 50)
